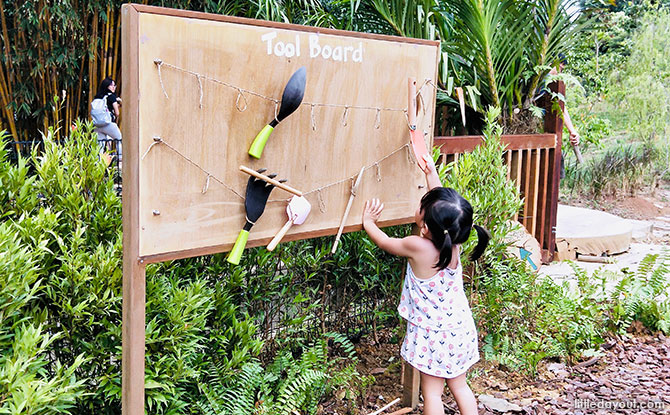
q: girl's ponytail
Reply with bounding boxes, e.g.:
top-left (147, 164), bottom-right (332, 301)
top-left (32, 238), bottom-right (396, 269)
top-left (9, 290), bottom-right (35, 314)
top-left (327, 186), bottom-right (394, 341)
top-left (436, 229), bottom-right (453, 270)
top-left (469, 225), bottom-right (490, 261)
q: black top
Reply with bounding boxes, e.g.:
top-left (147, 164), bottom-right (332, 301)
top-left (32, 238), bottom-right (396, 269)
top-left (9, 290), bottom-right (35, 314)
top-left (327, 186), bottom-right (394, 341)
top-left (106, 92), bottom-right (119, 123)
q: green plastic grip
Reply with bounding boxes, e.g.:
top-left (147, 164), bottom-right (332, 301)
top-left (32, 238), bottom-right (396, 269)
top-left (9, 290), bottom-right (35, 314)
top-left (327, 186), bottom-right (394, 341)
top-left (248, 125), bottom-right (274, 159)
top-left (227, 229), bottom-right (250, 265)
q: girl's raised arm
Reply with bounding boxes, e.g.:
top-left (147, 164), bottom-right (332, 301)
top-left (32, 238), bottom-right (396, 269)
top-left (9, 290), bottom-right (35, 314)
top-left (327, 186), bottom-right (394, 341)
top-left (422, 154), bottom-right (441, 190)
top-left (362, 198), bottom-right (423, 258)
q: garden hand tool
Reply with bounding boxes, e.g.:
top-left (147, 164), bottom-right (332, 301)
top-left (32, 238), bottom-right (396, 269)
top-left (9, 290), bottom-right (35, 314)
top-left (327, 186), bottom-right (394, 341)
top-left (331, 166), bottom-right (365, 254)
top-left (408, 78), bottom-right (429, 171)
top-left (239, 165), bottom-right (302, 196)
top-left (572, 144), bottom-right (584, 164)
top-left (267, 195), bottom-right (311, 251)
top-left (227, 169), bottom-right (284, 265)
top-left (248, 66), bottom-right (307, 159)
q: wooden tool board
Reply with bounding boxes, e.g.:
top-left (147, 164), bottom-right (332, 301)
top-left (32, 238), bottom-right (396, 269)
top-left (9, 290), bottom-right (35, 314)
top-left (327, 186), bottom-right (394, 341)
top-left (124, 5), bottom-right (440, 262)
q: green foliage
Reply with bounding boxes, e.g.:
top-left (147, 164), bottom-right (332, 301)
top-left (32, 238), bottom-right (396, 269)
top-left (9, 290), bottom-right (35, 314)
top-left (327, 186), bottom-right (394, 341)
top-left (0, 124), bottom-right (393, 413)
top-left (434, 0), bottom-right (588, 130)
top-left (443, 107), bottom-right (523, 260)
top-left (0, 136), bottom-right (88, 414)
top-left (609, 8), bottom-right (670, 143)
top-left (608, 251), bottom-right (670, 334)
top-left (563, 140), bottom-right (657, 197)
top-left (196, 333), bottom-right (359, 415)
top-left (563, 5), bottom-right (670, 195)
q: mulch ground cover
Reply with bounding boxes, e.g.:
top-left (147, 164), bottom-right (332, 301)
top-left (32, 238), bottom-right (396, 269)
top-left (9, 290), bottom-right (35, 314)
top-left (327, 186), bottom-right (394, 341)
top-left (321, 328), bottom-right (670, 415)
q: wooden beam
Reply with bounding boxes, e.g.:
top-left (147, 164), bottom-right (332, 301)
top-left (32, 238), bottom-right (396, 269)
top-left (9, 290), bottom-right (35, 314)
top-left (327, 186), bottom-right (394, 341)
top-left (529, 149), bottom-right (541, 236)
top-left (401, 361), bottom-right (420, 410)
top-left (131, 4), bottom-right (440, 47)
top-left (522, 149), bottom-right (532, 228)
top-left (434, 133), bottom-right (555, 153)
top-left (543, 81), bottom-right (565, 263)
top-left (537, 148), bottom-right (550, 256)
top-left (121, 5), bottom-right (145, 415)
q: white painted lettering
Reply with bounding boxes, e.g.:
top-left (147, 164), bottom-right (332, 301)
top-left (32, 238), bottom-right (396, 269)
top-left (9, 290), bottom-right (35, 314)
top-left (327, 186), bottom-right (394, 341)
top-left (321, 44), bottom-right (332, 59)
top-left (344, 46), bottom-right (354, 62)
top-left (309, 34), bottom-right (321, 58)
top-left (332, 45), bottom-right (343, 61)
top-left (284, 42), bottom-right (295, 58)
top-left (262, 32), bottom-right (363, 63)
top-left (274, 41), bottom-right (285, 56)
top-left (353, 42), bottom-right (363, 62)
top-left (261, 32), bottom-right (277, 55)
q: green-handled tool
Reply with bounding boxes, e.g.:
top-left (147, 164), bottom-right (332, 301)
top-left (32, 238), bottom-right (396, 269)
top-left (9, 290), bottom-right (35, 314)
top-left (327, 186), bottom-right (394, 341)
top-left (227, 169), bottom-right (282, 265)
top-left (248, 66), bottom-right (306, 159)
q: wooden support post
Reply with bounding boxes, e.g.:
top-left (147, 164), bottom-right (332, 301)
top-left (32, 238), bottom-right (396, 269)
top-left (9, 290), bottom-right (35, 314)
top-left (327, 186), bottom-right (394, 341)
top-left (542, 80), bottom-right (565, 263)
top-left (401, 361), bottom-right (420, 409)
top-left (529, 149), bottom-right (541, 236)
top-left (121, 5), bottom-right (145, 415)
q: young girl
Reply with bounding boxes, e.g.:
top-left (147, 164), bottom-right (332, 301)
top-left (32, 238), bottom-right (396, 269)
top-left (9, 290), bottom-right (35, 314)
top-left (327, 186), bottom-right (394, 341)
top-left (362, 155), bottom-right (489, 415)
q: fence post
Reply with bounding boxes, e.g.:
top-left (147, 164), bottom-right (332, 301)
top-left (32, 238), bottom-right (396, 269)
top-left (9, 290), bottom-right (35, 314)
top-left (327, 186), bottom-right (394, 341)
top-left (541, 80), bottom-right (565, 263)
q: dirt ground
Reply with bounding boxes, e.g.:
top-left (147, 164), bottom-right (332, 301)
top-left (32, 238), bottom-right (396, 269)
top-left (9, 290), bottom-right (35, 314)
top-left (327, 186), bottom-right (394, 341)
top-left (562, 184), bottom-right (670, 244)
top-left (320, 185), bottom-right (670, 415)
top-left (320, 326), bottom-right (670, 415)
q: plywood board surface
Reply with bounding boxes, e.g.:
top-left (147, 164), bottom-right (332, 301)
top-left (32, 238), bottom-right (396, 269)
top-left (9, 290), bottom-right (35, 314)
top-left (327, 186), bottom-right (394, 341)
top-left (130, 6), bottom-right (439, 260)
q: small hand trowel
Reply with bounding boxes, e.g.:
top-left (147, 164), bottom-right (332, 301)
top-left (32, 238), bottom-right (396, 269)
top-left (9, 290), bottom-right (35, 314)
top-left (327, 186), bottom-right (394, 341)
top-left (248, 66), bottom-right (307, 159)
top-left (408, 78), bottom-right (429, 170)
top-left (227, 169), bottom-right (281, 265)
top-left (266, 195), bottom-right (311, 251)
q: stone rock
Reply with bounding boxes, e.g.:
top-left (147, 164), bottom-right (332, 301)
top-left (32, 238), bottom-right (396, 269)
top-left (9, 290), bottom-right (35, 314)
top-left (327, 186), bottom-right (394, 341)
top-left (479, 394), bottom-right (523, 413)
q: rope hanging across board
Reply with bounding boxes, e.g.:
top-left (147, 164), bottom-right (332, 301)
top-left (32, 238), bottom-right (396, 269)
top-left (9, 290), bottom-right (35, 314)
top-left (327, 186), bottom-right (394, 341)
top-left (141, 134), bottom-right (415, 206)
top-left (152, 59), bottom-right (432, 130)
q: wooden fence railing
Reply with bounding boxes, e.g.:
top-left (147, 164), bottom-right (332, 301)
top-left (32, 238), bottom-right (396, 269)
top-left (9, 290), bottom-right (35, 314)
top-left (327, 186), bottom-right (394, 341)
top-left (435, 132), bottom-right (560, 263)
top-left (434, 82), bottom-right (565, 264)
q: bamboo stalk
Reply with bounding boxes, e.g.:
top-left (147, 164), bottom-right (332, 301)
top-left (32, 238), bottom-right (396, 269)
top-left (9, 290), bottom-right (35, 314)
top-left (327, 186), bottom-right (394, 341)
top-left (103, 6), bottom-right (110, 77)
top-left (112, 9), bottom-right (121, 84)
top-left (0, 68), bottom-right (19, 150)
top-left (89, 12), bottom-right (98, 101)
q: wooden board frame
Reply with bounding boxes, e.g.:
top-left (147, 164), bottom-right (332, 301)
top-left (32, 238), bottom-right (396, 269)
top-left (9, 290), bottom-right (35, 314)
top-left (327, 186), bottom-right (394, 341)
top-left (124, 4), bottom-right (440, 264)
top-left (121, 4), bottom-right (439, 415)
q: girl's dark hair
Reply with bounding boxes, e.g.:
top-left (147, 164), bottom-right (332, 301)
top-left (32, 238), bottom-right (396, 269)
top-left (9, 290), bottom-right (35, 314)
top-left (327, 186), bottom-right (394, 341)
top-left (419, 187), bottom-right (490, 269)
top-left (95, 77), bottom-right (115, 99)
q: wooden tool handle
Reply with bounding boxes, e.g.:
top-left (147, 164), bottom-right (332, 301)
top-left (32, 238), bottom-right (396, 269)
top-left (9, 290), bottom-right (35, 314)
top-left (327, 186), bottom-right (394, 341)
top-left (239, 165), bottom-right (303, 196)
top-left (267, 219), bottom-right (293, 251)
top-left (572, 144), bottom-right (584, 164)
top-left (408, 78), bottom-right (417, 128)
top-left (331, 167), bottom-right (365, 254)
top-left (331, 195), bottom-right (355, 254)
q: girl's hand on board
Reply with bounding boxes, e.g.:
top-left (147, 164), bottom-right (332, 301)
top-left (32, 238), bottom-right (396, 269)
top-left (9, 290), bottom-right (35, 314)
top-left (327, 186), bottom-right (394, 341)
top-left (363, 198), bottom-right (384, 225)
top-left (422, 154), bottom-right (436, 176)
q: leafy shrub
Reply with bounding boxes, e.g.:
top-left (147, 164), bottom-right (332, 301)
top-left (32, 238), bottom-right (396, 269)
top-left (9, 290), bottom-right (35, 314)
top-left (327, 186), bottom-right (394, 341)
top-left (442, 106), bottom-right (524, 261)
top-left (196, 333), bottom-right (359, 415)
top-left (1, 124), bottom-right (396, 414)
top-left (563, 140), bottom-right (657, 197)
top-left (0, 140), bottom-right (88, 414)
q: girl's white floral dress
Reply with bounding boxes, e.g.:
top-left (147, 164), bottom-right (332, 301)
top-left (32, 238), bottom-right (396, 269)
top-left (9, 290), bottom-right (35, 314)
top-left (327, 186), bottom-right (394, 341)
top-left (398, 261), bottom-right (479, 378)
